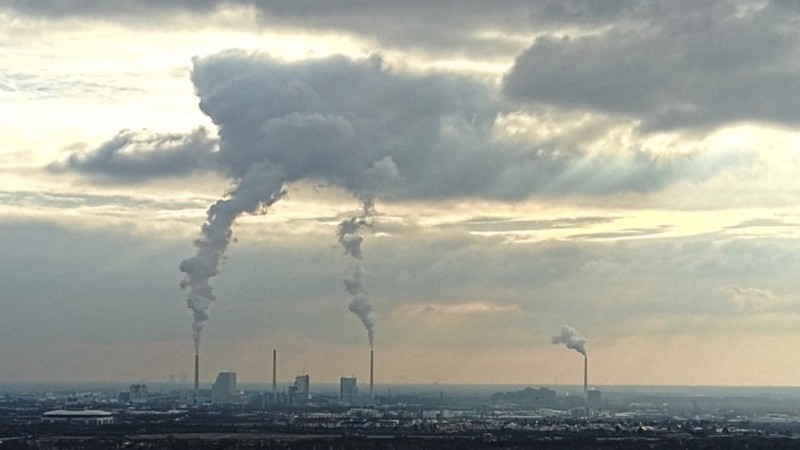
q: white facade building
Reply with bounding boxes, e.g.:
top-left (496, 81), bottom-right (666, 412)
top-left (42, 410), bottom-right (113, 425)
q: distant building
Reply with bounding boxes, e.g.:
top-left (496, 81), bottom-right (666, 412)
top-left (129, 384), bottom-right (149, 403)
top-left (587, 389), bottom-right (603, 408)
top-left (289, 374), bottom-right (310, 405)
top-left (212, 372), bottom-right (238, 404)
top-left (42, 410), bottom-right (113, 425)
top-left (340, 377), bottom-right (359, 403)
top-left (249, 391), bottom-right (281, 408)
top-left (491, 387), bottom-right (556, 406)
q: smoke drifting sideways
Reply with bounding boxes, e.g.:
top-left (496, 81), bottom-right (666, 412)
top-left (552, 325), bottom-right (587, 357)
top-left (339, 198), bottom-right (376, 348)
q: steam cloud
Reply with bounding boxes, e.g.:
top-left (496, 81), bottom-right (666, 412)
top-left (339, 198), bottom-right (376, 348)
top-left (166, 51), bottom-right (681, 354)
top-left (180, 162), bottom-right (286, 353)
top-left (552, 325), bottom-right (587, 356)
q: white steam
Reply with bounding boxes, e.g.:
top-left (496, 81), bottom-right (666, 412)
top-left (552, 325), bottom-right (587, 357)
top-left (180, 162), bottom-right (286, 353)
top-left (338, 198), bottom-right (376, 348)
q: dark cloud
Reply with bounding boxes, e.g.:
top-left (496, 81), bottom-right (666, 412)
top-left (503, 1), bottom-right (800, 131)
top-left (47, 127), bottom-right (218, 183)
top-left (0, 1), bottom-right (538, 58)
top-left (190, 50), bottom-right (497, 197)
top-left (50, 51), bottom-right (742, 198)
top-left (0, 0), bottom-right (227, 19)
top-left (189, 51), bottom-right (737, 199)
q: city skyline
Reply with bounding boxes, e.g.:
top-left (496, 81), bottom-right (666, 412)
top-left (2, 1), bottom-right (800, 386)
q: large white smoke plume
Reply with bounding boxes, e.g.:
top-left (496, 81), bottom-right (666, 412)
top-left (180, 163), bottom-right (286, 353)
top-left (174, 49), bottom-right (484, 353)
top-left (338, 198), bottom-right (375, 348)
top-left (552, 325), bottom-right (587, 356)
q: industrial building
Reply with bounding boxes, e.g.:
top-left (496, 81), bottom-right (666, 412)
top-left (587, 389), bottom-right (603, 408)
top-left (129, 384), bottom-right (149, 403)
top-left (42, 410), bottom-right (113, 425)
top-left (212, 372), bottom-right (239, 404)
top-left (288, 374), bottom-right (310, 405)
top-left (340, 376), bottom-right (358, 403)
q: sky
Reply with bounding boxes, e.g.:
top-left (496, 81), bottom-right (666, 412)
top-left (2, 0), bottom-right (800, 388)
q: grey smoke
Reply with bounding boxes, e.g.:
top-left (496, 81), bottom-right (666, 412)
top-left (52, 51), bottom-right (743, 199)
top-left (349, 296), bottom-right (375, 349)
top-left (552, 325), bottom-right (586, 356)
top-left (337, 197), bottom-right (374, 259)
top-left (179, 162), bottom-right (286, 353)
top-left (47, 50), bottom-right (740, 352)
top-left (339, 198), bottom-right (376, 348)
top-left (343, 265), bottom-right (364, 296)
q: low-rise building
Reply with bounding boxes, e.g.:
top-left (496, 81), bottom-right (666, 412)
top-left (42, 410), bottom-right (113, 425)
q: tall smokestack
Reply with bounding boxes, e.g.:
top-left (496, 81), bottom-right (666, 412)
top-left (194, 353), bottom-right (199, 402)
top-left (272, 349), bottom-right (277, 396)
top-left (584, 355), bottom-right (588, 399)
top-left (370, 349), bottom-right (374, 397)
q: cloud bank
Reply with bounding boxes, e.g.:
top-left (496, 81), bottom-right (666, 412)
top-left (50, 50), bottom-right (738, 199)
top-left (48, 127), bottom-right (218, 183)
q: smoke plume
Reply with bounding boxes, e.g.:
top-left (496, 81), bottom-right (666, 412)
top-left (349, 296), bottom-right (375, 348)
top-left (552, 325), bottom-right (587, 356)
top-left (174, 52), bottom-right (484, 353)
top-left (180, 162), bottom-right (286, 353)
top-left (339, 198), bottom-right (376, 348)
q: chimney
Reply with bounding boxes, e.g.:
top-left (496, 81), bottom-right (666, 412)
top-left (194, 353), bottom-right (200, 402)
top-left (583, 355), bottom-right (588, 399)
top-left (272, 349), bottom-right (277, 395)
top-left (370, 349), bottom-right (374, 397)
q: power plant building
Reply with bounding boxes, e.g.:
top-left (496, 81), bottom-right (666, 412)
top-left (129, 384), bottom-right (149, 403)
top-left (340, 377), bottom-right (359, 403)
top-left (212, 371), bottom-right (238, 404)
top-left (587, 389), bottom-right (603, 408)
top-left (288, 374), bottom-right (310, 405)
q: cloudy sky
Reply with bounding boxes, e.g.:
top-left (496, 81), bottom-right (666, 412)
top-left (3, 0), bottom-right (800, 388)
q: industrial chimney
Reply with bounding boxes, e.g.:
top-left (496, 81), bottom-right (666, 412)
top-left (272, 348), bottom-right (277, 396)
top-left (194, 353), bottom-right (200, 402)
top-left (370, 349), bottom-right (374, 397)
top-left (583, 355), bottom-right (588, 399)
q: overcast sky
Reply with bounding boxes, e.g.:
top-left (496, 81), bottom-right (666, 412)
top-left (3, 0), bottom-right (800, 388)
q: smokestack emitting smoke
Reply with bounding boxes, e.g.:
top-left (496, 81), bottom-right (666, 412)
top-left (339, 198), bottom-right (376, 349)
top-left (170, 53), bottom-right (503, 363)
top-left (552, 325), bottom-right (588, 397)
top-left (584, 354), bottom-right (588, 398)
top-left (370, 349), bottom-right (374, 397)
top-left (194, 353), bottom-right (199, 402)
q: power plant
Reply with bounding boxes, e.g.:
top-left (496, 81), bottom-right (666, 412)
top-left (194, 353), bottom-right (200, 402)
top-left (186, 327), bottom-right (600, 408)
top-left (272, 348), bottom-right (277, 396)
top-left (369, 349), bottom-right (374, 397)
top-left (552, 325), bottom-right (589, 401)
top-left (584, 355), bottom-right (588, 399)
